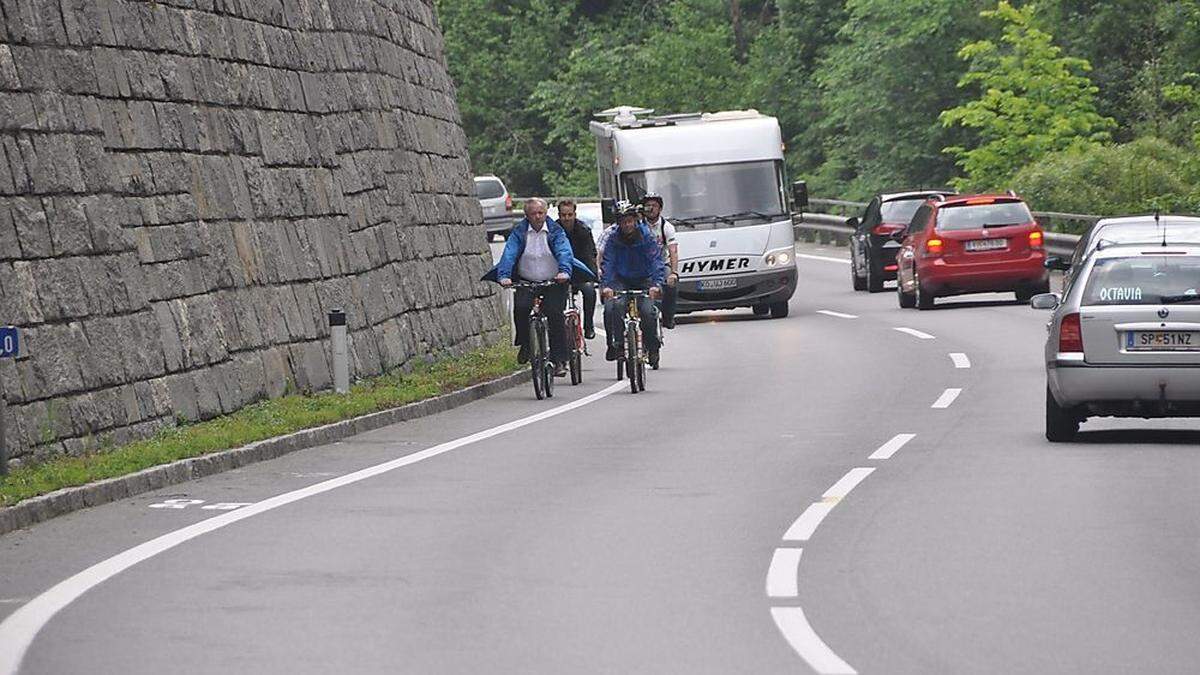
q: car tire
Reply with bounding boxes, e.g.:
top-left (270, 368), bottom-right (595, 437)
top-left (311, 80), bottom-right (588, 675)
top-left (851, 253), bottom-right (868, 291)
top-left (916, 274), bottom-right (935, 310)
top-left (1045, 386), bottom-right (1080, 442)
top-left (769, 301), bottom-right (790, 318)
top-left (897, 274), bottom-right (916, 309)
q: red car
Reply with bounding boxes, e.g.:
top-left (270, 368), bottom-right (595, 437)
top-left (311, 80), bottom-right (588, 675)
top-left (896, 194), bottom-right (1049, 309)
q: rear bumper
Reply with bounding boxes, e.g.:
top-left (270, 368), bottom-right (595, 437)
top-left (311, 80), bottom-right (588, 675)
top-left (920, 253), bottom-right (1047, 295)
top-left (1050, 361), bottom-right (1200, 415)
top-left (677, 267), bottom-right (797, 312)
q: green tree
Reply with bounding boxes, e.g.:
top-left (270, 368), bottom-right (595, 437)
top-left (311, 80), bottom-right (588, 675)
top-left (940, 2), bottom-right (1116, 191)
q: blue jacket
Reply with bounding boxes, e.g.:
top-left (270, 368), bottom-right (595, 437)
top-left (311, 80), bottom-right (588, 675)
top-left (601, 223), bottom-right (666, 289)
top-left (482, 217), bottom-right (597, 283)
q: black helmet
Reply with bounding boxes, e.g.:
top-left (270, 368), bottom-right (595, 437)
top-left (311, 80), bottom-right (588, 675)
top-left (641, 192), bottom-right (664, 207)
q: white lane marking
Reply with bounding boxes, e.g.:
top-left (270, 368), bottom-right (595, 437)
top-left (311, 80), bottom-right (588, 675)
top-left (816, 310), bottom-right (858, 320)
top-left (796, 253), bottom-right (850, 265)
top-left (0, 382), bottom-right (627, 675)
top-left (821, 468), bottom-right (875, 503)
top-left (770, 607), bottom-right (858, 675)
top-left (893, 327), bottom-right (935, 340)
top-left (766, 548), bottom-right (804, 598)
top-left (950, 352), bottom-right (971, 369)
top-left (783, 503), bottom-right (834, 542)
top-left (932, 388), bottom-right (963, 409)
top-left (870, 433), bottom-right (916, 460)
top-left (147, 499), bottom-right (204, 509)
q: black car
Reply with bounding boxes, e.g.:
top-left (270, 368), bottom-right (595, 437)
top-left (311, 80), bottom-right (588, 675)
top-left (849, 190), bottom-right (956, 292)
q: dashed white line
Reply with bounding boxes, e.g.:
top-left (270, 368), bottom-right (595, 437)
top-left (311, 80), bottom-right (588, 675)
top-left (822, 467), bottom-right (875, 502)
top-left (817, 310), bottom-right (858, 320)
top-left (796, 253), bottom-right (851, 265)
top-left (0, 382), bottom-right (628, 675)
top-left (770, 607), bottom-right (858, 675)
top-left (931, 388), bottom-right (963, 409)
top-left (893, 327), bottom-right (935, 340)
top-left (766, 548), bottom-right (804, 598)
top-left (869, 433), bottom-right (917, 460)
top-left (950, 352), bottom-right (971, 369)
top-left (783, 502), bottom-right (835, 542)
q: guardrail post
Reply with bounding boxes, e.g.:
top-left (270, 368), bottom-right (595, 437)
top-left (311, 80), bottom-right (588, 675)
top-left (329, 309), bottom-right (350, 395)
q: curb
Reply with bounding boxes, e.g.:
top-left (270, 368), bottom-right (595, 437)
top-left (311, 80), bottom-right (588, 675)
top-left (0, 369), bottom-right (530, 537)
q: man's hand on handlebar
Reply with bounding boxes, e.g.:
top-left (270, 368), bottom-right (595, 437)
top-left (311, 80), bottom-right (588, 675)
top-left (666, 272), bottom-right (679, 288)
top-left (649, 286), bottom-right (662, 300)
top-left (499, 278), bottom-right (513, 288)
top-left (601, 287), bottom-right (614, 300)
top-left (554, 272), bottom-right (570, 284)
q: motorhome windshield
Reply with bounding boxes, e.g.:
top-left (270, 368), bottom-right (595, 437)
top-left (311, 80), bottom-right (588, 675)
top-left (621, 161), bottom-right (786, 228)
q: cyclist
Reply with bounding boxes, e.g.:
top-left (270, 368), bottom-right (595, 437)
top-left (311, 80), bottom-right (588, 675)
top-left (641, 192), bottom-right (679, 328)
top-left (556, 199), bottom-right (598, 339)
top-left (484, 198), bottom-right (579, 376)
top-left (600, 201), bottom-right (664, 366)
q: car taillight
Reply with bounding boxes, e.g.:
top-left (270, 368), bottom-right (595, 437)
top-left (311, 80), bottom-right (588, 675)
top-left (505, 194), bottom-right (513, 211)
top-left (1029, 229), bottom-right (1044, 249)
top-left (925, 238), bottom-right (943, 255)
top-left (884, 264), bottom-right (898, 272)
top-left (1059, 312), bottom-right (1083, 353)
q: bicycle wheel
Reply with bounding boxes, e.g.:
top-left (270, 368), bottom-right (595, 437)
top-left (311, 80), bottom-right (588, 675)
top-left (636, 345), bottom-right (646, 392)
top-left (530, 318), bottom-right (545, 400)
top-left (543, 360), bottom-right (555, 398)
top-left (625, 323), bottom-right (639, 394)
top-left (539, 320), bottom-right (554, 399)
top-left (570, 350), bottom-right (582, 385)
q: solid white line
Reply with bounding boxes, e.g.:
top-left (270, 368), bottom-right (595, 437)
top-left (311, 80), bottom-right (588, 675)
top-left (950, 352), bottom-right (971, 369)
top-left (893, 327), bottom-right (936, 340)
top-left (796, 253), bottom-right (850, 265)
top-left (822, 468), bottom-right (875, 502)
top-left (766, 548), bottom-right (804, 598)
top-left (931, 388), bottom-right (963, 409)
top-left (783, 502), bottom-right (835, 541)
top-left (816, 310), bottom-right (858, 320)
top-left (770, 607), bottom-right (858, 675)
top-left (0, 381), bottom-right (627, 675)
top-left (870, 433), bottom-right (917, 460)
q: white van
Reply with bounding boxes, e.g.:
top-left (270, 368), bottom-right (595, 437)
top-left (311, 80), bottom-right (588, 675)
top-left (590, 107), bottom-right (798, 317)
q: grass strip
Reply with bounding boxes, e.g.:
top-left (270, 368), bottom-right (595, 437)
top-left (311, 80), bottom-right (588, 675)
top-left (0, 341), bottom-right (519, 508)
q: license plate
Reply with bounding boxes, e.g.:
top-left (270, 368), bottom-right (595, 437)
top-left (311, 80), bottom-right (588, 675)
top-left (965, 238), bottom-right (1007, 252)
top-left (698, 278), bottom-right (737, 291)
top-left (1125, 331), bottom-right (1200, 351)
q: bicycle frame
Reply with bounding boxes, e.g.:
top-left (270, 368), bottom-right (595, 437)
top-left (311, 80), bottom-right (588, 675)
top-left (511, 281), bottom-right (557, 400)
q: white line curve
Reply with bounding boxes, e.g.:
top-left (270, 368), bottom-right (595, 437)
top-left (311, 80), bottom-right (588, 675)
top-left (817, 310), bottom-right (858, 320)
top-left (766, 548), bottom-right (804, 598)
top-left (796, 253), bottom-right (851, 265)
top-left (770, 607), bottom-right (858, 674)
top-left (822, 468), bottom-right (875, 501)
top-left (783, 503), bottom-right (835, 542)
top-left (0, 382), bottom-right (627, 675)
top-left (950, 352), bottom-right (971, 369)
top-left (931, 388), bottom-right (963, 409)
top-left (893, 327), bottom-right (936, 340)
top-left (870, 433), bottom-right (916, 460)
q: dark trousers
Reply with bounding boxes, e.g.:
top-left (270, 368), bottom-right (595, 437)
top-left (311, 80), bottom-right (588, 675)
top-left (660, 282), bottom-right (677, 324)
top-left (513, 283), bottom-right (569, 364)
top-left (604, 294), bottom-right (660, 352)
top-left (572, 282), bottom-right (597, 333)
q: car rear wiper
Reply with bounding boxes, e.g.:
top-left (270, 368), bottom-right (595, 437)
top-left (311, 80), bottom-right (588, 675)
top-left (982, 222), bottom-right (1022, 228)
top-left (1159, 293), bottom-right (1200, 304)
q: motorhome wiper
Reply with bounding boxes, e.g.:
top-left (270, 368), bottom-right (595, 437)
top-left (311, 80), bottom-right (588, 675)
top-left (674, 215), bottom-right (735, 228)
top-left (722, 211), bottom-right (780, 222)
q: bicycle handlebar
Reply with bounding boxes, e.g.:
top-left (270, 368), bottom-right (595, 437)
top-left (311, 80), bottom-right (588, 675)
top-left (509, 280), bottom-right (559, 289)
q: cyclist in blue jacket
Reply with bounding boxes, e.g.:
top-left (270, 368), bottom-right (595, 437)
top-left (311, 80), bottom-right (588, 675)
top-left (600, 201), bottom-right (664, 366)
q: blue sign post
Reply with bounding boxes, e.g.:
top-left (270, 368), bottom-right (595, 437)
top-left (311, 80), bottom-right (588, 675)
top-left (0, 326), bottom-right (17, 476)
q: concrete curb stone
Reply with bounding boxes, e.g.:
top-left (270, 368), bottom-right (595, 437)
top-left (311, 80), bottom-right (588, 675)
top-left (0, 369), bottom-right (529, 537)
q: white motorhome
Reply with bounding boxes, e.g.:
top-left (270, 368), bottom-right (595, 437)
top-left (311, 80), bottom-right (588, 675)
top-left (590, 107), bottom-right (798, 317)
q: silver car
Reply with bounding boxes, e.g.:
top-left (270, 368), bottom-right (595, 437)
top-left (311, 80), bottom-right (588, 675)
top-left (1034, 244), bottom-right (1200, 441)
top-left (474, 175), bottom-right (513, 239)
top-left (1045, 214), bottom-right (1200, 287)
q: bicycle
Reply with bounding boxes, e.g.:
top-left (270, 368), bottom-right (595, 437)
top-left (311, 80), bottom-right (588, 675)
top-left (613, 289), bottom-right (650, 393)
top-left (511, 281), bottom-right (558, 400)
top-left (564, 288), bottom-right (589, 385)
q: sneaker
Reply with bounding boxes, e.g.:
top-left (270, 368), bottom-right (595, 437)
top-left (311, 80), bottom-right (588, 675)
top-left (663, 317), bottom-right (675, 329)
top-left (649, 350), bottom-right (660, 369)
top-left (553, 362), bottom-right (568, 377)
top-left (605, 345), bottom-right (619, 361)
top-left (585, 328), bottom-right (596, 340)
top-left (517, 345), bottom-right (529, 364)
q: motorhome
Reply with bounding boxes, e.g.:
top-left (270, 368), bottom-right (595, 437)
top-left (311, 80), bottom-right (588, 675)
top-left (590, 107), bottom-right (798, 317)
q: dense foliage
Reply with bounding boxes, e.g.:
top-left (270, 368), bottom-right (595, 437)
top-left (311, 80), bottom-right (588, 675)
top-left (436, 0), bottom-right (1200, 215)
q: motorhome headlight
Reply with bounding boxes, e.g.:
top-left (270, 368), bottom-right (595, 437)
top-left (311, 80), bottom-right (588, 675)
top-left (764, 247), bottom-right (793, 267)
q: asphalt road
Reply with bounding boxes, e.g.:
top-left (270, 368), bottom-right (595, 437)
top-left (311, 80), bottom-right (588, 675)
top-left (3, 241), bottom-right (1200, 674)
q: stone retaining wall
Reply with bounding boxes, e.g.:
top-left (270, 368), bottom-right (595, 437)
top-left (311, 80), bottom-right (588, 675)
top-left (0, 0), bottom-right (504, 465)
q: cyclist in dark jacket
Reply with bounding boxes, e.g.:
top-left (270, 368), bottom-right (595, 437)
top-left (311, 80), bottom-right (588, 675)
top-left (557, 199), bottom-right (598, 339)
top-left (600, 201), bottom-right (664, 365)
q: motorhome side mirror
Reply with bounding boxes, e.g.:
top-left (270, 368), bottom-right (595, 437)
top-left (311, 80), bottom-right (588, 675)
top-left (601, 198), bottom-right (617, 225)
top-left (1030, 293), bottom-right (1060, 310)
top-left (846, 217), bottom-right (859, 229)
top-left (1043, 256), bottom-right (1071, 272)
top-left (792, 181), bottom-right (809, 210)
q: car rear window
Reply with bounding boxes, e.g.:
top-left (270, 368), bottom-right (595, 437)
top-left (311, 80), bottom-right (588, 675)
top-left (475, 179), bottom-right (505, 199)
top-left (880, 198), bottom-right (927, 223)
top-left (936, 202), bottom-right (1033, 231)
top-left (1090, 223), bottom-right (1200, 251)
top-left (1082, 256), bottom-right (1200, 305)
